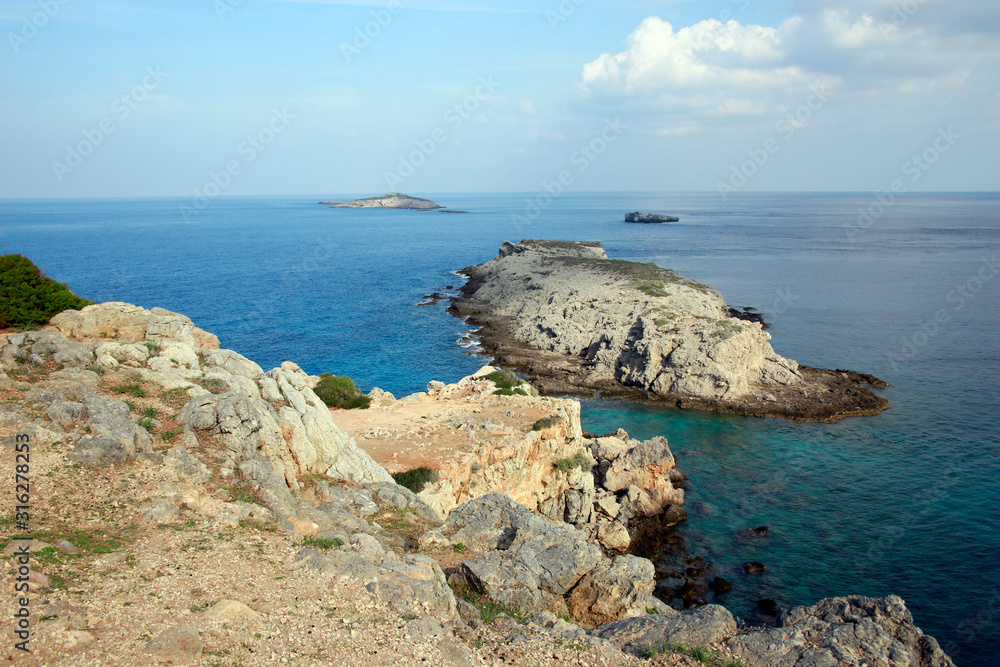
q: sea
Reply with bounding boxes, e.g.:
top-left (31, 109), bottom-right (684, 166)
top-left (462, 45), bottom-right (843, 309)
top-left (1, 192), bottom-right (997, 665)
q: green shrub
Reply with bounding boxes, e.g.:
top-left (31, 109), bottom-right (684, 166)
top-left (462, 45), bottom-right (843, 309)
top-left (494, 387), bottom-right (528, 396)
top-left (302, 536), bottom-right (344, 550)
top-left (553, 451), bottom-right (590, 472)
top-left (392, 467), bottom-right (439, 493)
top-left (532, 416), bottom-right (562, 431)
top-left (0, 255), bottom-right (92, 328)
top-left (112, 384), bottom-right (146, 398)
top-left (313, 373), bottom-right (371, 410)
top-left (483, 370), bottom-right (520, 390)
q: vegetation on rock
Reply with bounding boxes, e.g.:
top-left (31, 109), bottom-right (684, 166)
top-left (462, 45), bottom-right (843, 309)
top-left (391, 467), bottom-right (439, 493)
top-left (314, 373), bottom-right (371, 409)
top-left (0, 254), bottom-right (91, 328)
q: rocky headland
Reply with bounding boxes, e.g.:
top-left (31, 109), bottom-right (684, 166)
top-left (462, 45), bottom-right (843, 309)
top-left (449, 240), bottom-right (889, 422)
top-left (320, 192), bottom-right (442, 210)
top-left (0, 302), bottom-right (947, 666)
top-left (625, 213), bottom-right (679, 223)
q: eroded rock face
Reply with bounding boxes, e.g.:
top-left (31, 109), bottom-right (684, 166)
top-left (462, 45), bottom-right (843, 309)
top-left (346, 369), bottom-right (684, 553)
top-left (422, 494), bottom-right (664, 628)
top-left (726, 595), bottom-right (956, 667)
top-left (452, 240), bottom-right (888, 421)
top-left (50, 302), bottom-right (220, 350)
top-left (591, 605), bottom-right (738, 655)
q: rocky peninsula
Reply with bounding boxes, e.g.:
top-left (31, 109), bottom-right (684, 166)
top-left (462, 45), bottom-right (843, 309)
top-left (320, 192), bottom-right (442, 209)
top-left (0, 302), bottom-right (947, 666)
top-left (450, 240), bottom-right (888, 422)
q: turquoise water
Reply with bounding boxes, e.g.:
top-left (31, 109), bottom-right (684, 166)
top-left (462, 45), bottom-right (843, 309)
top-left (2, 193), bottom-right (998, 664)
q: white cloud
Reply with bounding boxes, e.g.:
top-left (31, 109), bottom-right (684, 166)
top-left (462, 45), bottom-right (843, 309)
top-left (519, 98), bottom-right (537, 114)
top-left (579, 8), bottom-right (998, 110)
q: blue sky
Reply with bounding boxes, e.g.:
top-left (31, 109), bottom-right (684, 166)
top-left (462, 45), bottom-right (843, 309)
top-left (1, 0), bottom-right (997, 197)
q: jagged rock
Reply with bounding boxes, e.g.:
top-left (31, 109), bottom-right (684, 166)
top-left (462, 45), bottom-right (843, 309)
top-left (591, 605), bottom-right (737, 654)
top-left (81, 393), bottom-right (150, 455)
top-left (138, 498), bottom-right (181, 523)
top-left (50, 302), bottom-right (219, 350)
top-left (203, 348), bottom-right (263, 379)
top-left (726, 595), bottom-right (955, 667)
top-left (143, 625), bottom-right (203, 665)
top-left (567, 555), bottom-right (664, 627)
top-left (69, 436), bottom-right (129, 466)
top-left (178, 383), bottom-right (391, 490)
top-left (298, 536), bottom-right (459, 621)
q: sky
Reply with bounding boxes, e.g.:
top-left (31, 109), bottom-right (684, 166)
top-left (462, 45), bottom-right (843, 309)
top-left (1, 0), bottom-right (998, 198)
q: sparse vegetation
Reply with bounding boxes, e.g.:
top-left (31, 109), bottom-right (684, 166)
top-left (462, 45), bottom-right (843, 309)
top-left (302, 536), bottom-right (344, 550)
top-left (0, 254), bottom-right (92, 328)
top-left (449, 581), bottom-right (529, 624)
top-left (112, 383), bottom-right (146, 398)
top-left (484, 369), bottom-right (528, 396)
top-left (532, 416), bottom-right (562, 431)
top-left (313, 373), bottom-right (371, 409)
top-left (391, 467), bottom-right (439, 493)
top-left (552, 451), bottom-right (590, 472)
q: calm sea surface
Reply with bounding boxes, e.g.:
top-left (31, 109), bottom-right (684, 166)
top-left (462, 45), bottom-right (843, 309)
top-left (2, 192), bottom-right (998, 664)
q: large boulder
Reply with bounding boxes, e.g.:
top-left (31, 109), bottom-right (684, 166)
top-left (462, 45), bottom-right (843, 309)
top-left (50, 302), bottom-right (220, 350)
top-left (591, 605), bottom-right (738, 655)
top-left (726, 595), bottom-right (955, 667)
top-left (566, 555), bottom-right (664, 627)
top-left (298, 534), bottom-right (458, 621)
top-left (426, 494), bottom-right (662, 627)
top-left (178, 368), bottom-right (392, 491)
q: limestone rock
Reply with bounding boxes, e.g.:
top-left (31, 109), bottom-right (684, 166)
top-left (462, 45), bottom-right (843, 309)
top-left (567, 555), bottom-right (661, 627)
top-left (143, 625), bottom-right (203, 665)
top-left (50, 302), bottom-right (219, 350)
top-left (202, 599), bottom-right (261, 625)
top-left (298, 537), bottom-right (459, 622)
top-left (726, 595), bottom-right (956, 667)
top-left (591, 605), bottom-right (737, 655)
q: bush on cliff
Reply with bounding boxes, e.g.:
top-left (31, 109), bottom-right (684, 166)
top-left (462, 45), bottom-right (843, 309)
top-left (0, 254), bottom-right (91, 328)
top-left (391, 467), bottom-right (439, 493)
top-left (484, 369), bottom-right (529, 396)
top-left (313, 373), bottom-right (371, 410)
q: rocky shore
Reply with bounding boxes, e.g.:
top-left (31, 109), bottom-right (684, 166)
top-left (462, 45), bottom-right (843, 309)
top-left (0, 302), bottom-right (947, 666)
top-left (320, 192), bottom-right (442, 209)
top-left (449, 240), bottom-right (889, 422)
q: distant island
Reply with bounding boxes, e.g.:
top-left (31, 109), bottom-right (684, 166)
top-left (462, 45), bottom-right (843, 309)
top-left (319, 192), bottom-right (442, 210)
top-left (625, 212), bottom-right (679, 223)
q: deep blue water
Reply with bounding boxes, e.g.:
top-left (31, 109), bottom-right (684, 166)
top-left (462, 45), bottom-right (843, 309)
top-left (2, 193), bottom-right (998, 664)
